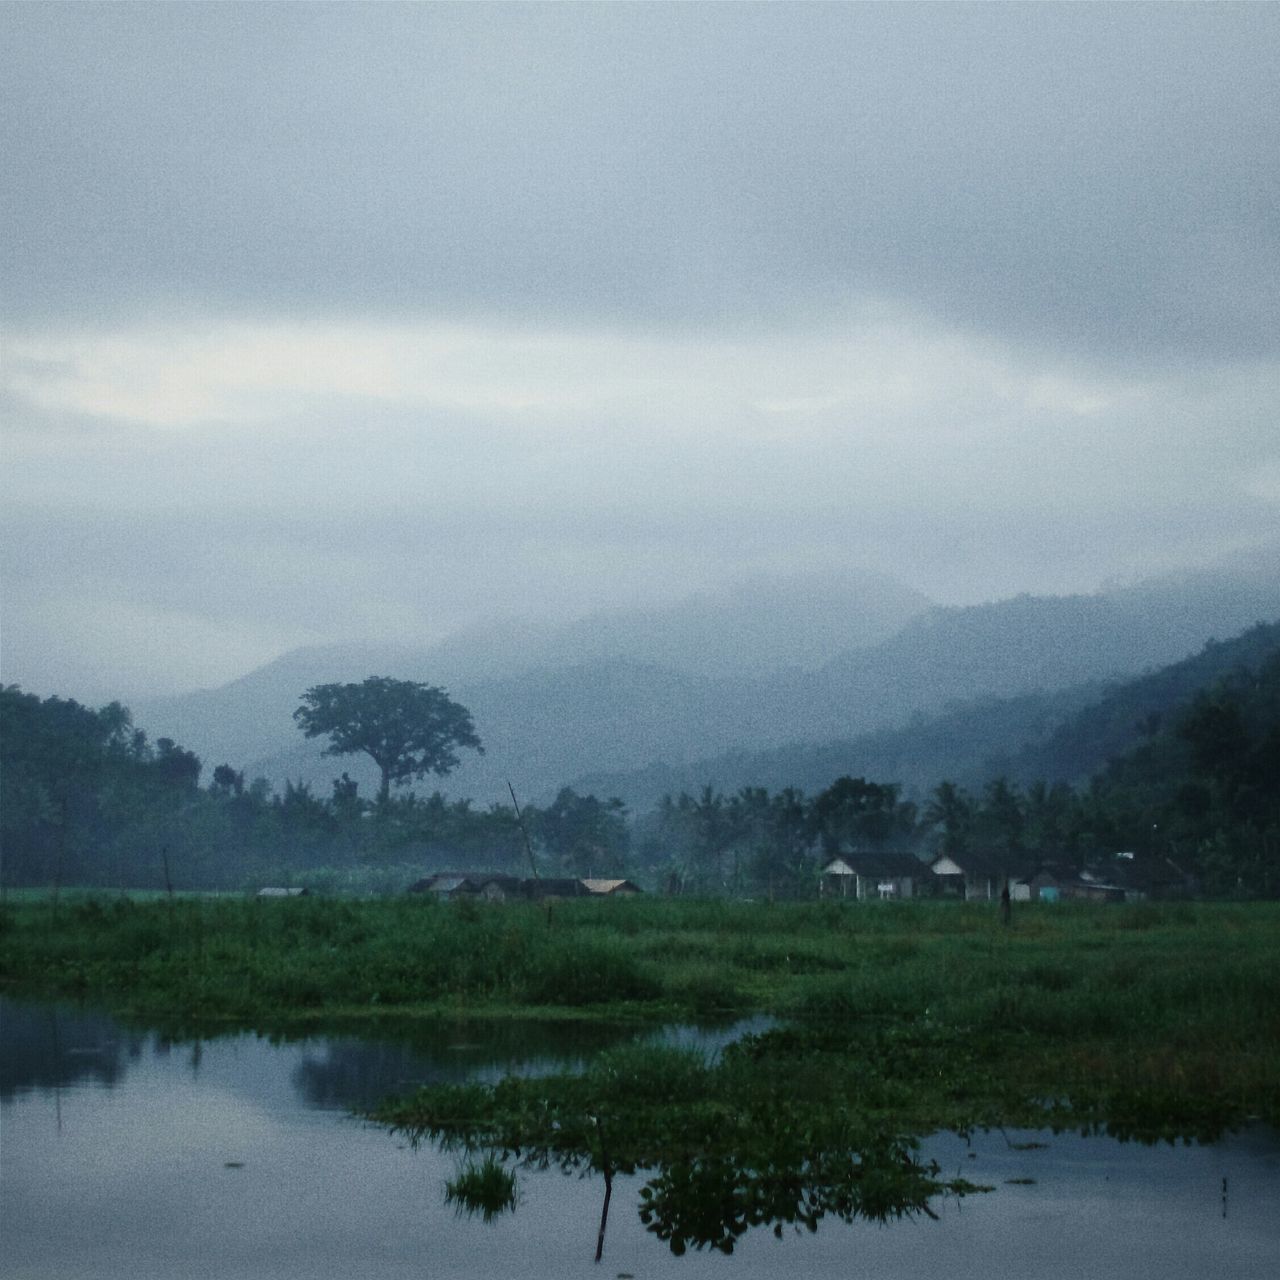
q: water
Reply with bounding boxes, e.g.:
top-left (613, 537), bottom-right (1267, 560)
top-left (2, 999), bottom-right (1277, 1278)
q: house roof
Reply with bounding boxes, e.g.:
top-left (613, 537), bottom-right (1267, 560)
top-left (407, 871), bottom-right (522, 894)
top-left (1069, 856), bottom-right (1190, 894)
top-left (525, 877), bottom-right (590, 898)
top-left (418, 875), bottom-right (476, 895)
top-left (929, 849), bottom-right (1030, 879)
top-left (823, 851), bottom-right (932, 879)
top-left (581, 878), bottom-right (643, 895)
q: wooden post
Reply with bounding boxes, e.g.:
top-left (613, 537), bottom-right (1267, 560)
top-left (507, 781), bottom-right (540, 881)
top-left (592, 1115), bottom-right (613, 1264)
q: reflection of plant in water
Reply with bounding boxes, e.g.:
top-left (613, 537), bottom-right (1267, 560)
top-left (636, 1137), bottom-right (953, 1256)
top-left (372, 1003), bottom-right (1261, 1257)
top-left (445, 1154), bottom-right (517, 1222)
top-left (372, 1037), bottom-right (987, 1257)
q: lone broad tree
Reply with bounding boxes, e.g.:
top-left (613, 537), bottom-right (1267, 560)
top-left (294, 677), bottom-right (483, 804)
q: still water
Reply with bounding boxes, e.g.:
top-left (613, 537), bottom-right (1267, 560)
top-left (2, 998), bottom-right (1276, 1279)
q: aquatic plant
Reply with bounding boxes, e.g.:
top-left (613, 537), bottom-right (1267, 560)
top-left (3, 895), bottom-right (1277, 1137)
top-left (445, 1155), bottom-right (517, 1222)
top-left (374, 1040), bottom-right (988, 1255)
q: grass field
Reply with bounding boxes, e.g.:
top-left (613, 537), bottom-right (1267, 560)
top-left (4, 893), bottom-right (1278, 1142)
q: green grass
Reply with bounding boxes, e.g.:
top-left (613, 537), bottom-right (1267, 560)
top-left (445, 1154), bottom-right (518, 1221)
top-left (8, 892), bottom-right (1275, 1255)
top-left (3, 894), bottom-right (1278, 1134)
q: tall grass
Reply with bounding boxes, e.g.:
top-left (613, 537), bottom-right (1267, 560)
top-left (5, 894), bottom-right (1278, 1129)
top-left (2, 895), bottom-right (1278, 1053)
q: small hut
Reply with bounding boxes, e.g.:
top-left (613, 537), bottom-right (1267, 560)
top-left (580, 878), bottom-right (644, 897)
top-left (821, 852), bottom-right (931, 901)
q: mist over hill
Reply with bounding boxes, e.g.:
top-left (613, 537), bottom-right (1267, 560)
top-left (422, 569), bottom-right (931, 682)
top-left (132, 549), bottom-right (1280, 808)
top-left (576, 619), bottom-right (1280, 811)
top-left (132, 569), bottom-right (927, 779)
top-left (570, 683), bottom-right (1106, 811)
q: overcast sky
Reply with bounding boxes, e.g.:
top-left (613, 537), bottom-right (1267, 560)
top-left (3, 2), bottom-right (1278, 700)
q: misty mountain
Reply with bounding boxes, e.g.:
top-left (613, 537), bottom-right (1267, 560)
top-left (420, 569), bottom-right (932, 682)
top-left (131, 569), bottom-right (928, 774)
top-left (133, 550), bottom-right (1280, 807)
top-left (568, 683), bottom-right (1107, 811)
top-left (130, 642), bottom-right (432, 773)
top-left (574, 618), bottom-right (1280, 811)
top-left (808, 553), bottom-right (1280, 730)
top-left (1011, 618), bottom-right (1280, 786)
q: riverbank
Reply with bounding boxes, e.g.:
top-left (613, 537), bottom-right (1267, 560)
top-left (7, 991), bottom-right (1277, 1274)
top-left (4, 895), bottom-right (1278, 1124)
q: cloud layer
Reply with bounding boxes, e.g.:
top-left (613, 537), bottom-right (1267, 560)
top-left (2, 4), bottom-right (1278, 698)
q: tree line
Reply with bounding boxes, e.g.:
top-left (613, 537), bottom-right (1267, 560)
top-left (3, 652), bottom-right (1277, 896)
top-left (0, 681), bottom-right (627, 890)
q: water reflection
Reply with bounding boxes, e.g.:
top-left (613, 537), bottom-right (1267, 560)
top-left (0, 1003), bottom-right (145, 1099)
top-left (289, 1017), bottom-right (657, 1109)
top-left (374, 1040), bottom-right (984, 1258)
top-left (3, 997), bottom-right (1278, 1278)
top-left (0, 997), bottom-right (654, 1112)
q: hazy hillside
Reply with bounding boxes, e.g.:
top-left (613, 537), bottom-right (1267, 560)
top-left (569, 683), bottom-right (1106, 811)
top-left (132, 573), bottom-right (921, 768)
top-left (422, 569), bottom-right (931, 681)
top-left (244, 659), bottom-right (783, 806)
top-left (1011, 618), bottom-right (1280, 785)
top-left (573, 618), bottom-right (1280, 811)
top-left (132, 642), bottom-right (433, 772)
top-left (134, 550), bottom-right (1280, 806)
top-left (802, 558), bottom-right (1280, 736)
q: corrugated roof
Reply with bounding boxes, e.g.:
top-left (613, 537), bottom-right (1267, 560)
top-left (929, 850), bottom-right (1030, 879)
top-left (581, 878), bottom-right (642, 895)
top-left (428, 876), bottom-right (473, 893)
top-left (823, 852), bottom-right (931, 878)
top-left (526, 878), bottom-right (589, 898)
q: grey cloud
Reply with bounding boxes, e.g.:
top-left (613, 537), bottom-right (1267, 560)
top-left (4, 4), bottom-right (1279, 700)
top-left (3, 3), bottom-right (1278, 360)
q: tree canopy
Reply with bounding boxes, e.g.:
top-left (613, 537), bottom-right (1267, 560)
top-left (293, 677), bottom-right (483, 803)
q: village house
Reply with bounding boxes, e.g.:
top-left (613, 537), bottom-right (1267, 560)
top-left (580, 878), bottom-right (644, 897)
top-left (820, 851), bottom-right (932, 900)
top-left (471, 874), bottom-right (526, 902)
top-left (1069, 853), bottom-right (1197, 903)
top-left (406, 873), bottom-right (639, 901)
top-left (406, 872), bottom-right (481, 900)
top-left (927, 851), bottom-right (1199, 905)
top-left (928, 850), bottom-right (1028, 901)
top-left (1013, 863), bottom-right (1078, 902)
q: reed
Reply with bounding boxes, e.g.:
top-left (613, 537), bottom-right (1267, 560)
top-left (2, 895), bottom-right (1278, 1131)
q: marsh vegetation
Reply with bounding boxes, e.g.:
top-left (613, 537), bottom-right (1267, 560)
top-left (4, 894), bottom-right (1278, 1255)
top-left (4, 894), bottom-right (1276, 1124)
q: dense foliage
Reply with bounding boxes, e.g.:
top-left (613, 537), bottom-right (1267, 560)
top-left (5, 893), bottom-right (1277, 1254)
top-left (294, 676), bottom-right (482, 803)
top-left (2, 622), bottom-right (1278, 895)
top-left (0, 688), bottom-right (625, 890)
top-left (0, 687), bottom-right (200, 887)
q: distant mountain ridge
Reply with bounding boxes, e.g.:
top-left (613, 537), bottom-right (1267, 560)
top-left (574, 619), bottom-right (1280, 810)
top-left (569, 683), bottom-right (1106, 810)
top-left (130, 548), bottom-right (1280, 807)
top-left (132, 568), bottom-right (930, 785)
top-left (1012, 618), bottom-right (1280, 785)
top-left (422, 569), bottom-right (932, 681)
